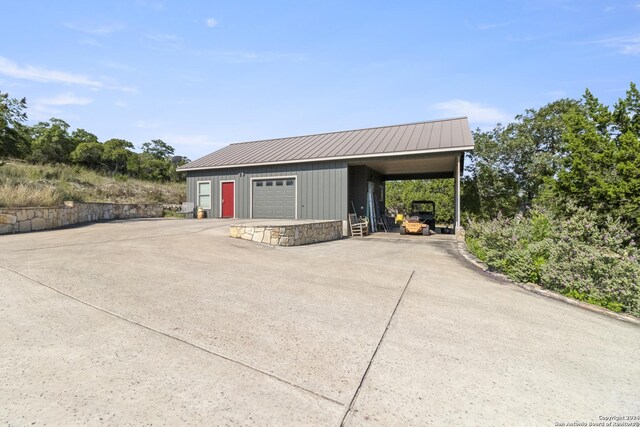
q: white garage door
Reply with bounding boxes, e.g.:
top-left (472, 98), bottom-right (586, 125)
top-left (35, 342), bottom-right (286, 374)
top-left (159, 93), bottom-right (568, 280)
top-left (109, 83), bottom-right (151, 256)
top-left (252, 178), bottom-right (296, 219)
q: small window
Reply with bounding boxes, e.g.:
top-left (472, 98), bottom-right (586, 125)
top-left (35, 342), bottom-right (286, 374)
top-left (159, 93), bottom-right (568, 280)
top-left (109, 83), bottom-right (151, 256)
top-left (197, 181), bottom-right (211, 209)
top-left (276, 180), bottom-right (283, 186)
top-left (266, 181), bottom-right (273, 186)
top-left (256, 182), bottom-right (263, 187)
top-left (286, 180), bottom-right (294, 186)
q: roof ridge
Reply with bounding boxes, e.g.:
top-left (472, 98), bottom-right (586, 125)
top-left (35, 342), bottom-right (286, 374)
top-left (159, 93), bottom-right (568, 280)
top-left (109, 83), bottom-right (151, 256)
top-left (228, 117), bottom-right (468, 146)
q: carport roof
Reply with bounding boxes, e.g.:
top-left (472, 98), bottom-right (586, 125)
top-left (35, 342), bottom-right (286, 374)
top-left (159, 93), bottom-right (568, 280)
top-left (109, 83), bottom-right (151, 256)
top-left (177, 117), bottom-right (473, 171)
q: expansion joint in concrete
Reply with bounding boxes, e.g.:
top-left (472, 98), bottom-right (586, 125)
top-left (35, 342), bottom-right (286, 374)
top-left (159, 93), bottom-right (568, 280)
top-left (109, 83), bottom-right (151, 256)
top-left (340, 270), bottom-right (415, 426)
top-left (0, 263), bottom-right (345, 408)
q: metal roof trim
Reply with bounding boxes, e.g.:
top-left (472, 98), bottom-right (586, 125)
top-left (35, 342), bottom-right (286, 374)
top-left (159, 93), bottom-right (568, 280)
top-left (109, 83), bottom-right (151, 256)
top-left (177, 145), bottom-right (474, 172)
top-left (223, 116), bottom-right (469, 148)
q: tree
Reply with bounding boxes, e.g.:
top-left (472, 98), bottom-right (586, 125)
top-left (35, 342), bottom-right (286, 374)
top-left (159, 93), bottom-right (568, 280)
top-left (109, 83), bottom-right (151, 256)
top-left (71, 142), bottom-right (104, 169)
top-left (556, 84), bottom-right (640, 235)
top-left (461, 98), bottom-right (582, 220)
top-left (0, 91), bottom-right (29, 158)
top-left (71, 128), bottom-right (99, 145)
top-left (169, 155), bottom-right (190, 182)
top-left (386, 179), bottom-right (454, 224)
top-left (138, 139), bottom-right (189, 181)
top-left (501, 99), bottom-right (580, 208)
top-left (102, 138), bottom-right (135, 174)
top-left (141, 139), bottom-right (175, 160)
top-left (138, 153), bottom-right (173, 181)
top-left (29, 118), bottom-right (77, 164)
top-left (2, 88), bottom-right (189, 184)
top-left (461, 127), bottom-right (520, 219)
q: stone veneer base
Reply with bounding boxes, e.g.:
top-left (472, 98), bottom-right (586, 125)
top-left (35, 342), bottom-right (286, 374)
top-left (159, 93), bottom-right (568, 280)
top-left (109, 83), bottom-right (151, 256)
top-left (0, 201), bottom-right (163, 235)
top-left (230, 221), bottom-right (343, 246)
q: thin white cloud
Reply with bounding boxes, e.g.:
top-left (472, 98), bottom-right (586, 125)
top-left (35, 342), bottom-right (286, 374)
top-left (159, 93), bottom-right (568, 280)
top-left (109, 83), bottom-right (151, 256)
top-left (205, 18), bottom-right (218, 28)
top-left (93, 81), bottom-right (136, 93)
top-left (622, 44), bottom-right (640, 54)
top-left (476, 22), bottom-right (512, 31)
top-left (144, 33), bottom-right (179, 43)
top-left (102, 61), bottom-right (137, 72)
top-left (0, 77), bottom-right (24, 89)
top-left (0, 56), bottom-right (136, 92)
top-left (589, 34), bottom-right (640, 55)
top-left (64, 22), bottom-right (124, 36)
top-left (506, 34), bottom-right (545, 43)
top-left (465, 18), bottom-right (514, 31)
top-left (431, 100), bottom-right (512, 126)
top-left (0, 56), bottom-right (103, 88)
top-left (30, 93), bottom-right (92, 121)
top-left (109, 84), bottom-right (137, 93)
top-left (143, 33), bottom-right (183, 50)
top-left (30, 104), bottom-right (81, 122)
top-left (193, 49), bottom-right (304, 64)
top-left (220, 51), bottom-right (258, 60)
top-left (34, 93), bottom-right (93, 106)
top-left (30, 105), bottom-right (63, 121)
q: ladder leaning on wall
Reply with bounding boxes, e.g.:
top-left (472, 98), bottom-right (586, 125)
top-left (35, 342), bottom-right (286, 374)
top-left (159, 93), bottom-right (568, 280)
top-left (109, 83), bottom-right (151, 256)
top-left (373, 193), bottom-right (388, 232)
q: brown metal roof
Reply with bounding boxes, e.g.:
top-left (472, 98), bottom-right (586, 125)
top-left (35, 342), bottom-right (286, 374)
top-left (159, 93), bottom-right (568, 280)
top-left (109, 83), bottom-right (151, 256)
top-left (178, 117), bottom-right (473, 171)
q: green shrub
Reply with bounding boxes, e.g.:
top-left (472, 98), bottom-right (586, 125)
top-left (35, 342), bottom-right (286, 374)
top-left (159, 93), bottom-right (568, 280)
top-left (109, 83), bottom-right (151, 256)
top-left (540, 208), bottom-right (640, 316)
top-left (563, 290), bottom-right (625, 313)
top-left (466, 237), bottom-right (488, 262)
top-left (466, 211), bottom-right (552, 283)
top-left (466, 207), bottom-right (640, 317)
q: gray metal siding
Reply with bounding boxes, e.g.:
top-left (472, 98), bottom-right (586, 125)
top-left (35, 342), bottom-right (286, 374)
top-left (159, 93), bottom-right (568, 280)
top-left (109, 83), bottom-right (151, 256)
top-left (348, 165), bottom-right (384, 218)
top-left (186, 161), bottom-right (348, 220)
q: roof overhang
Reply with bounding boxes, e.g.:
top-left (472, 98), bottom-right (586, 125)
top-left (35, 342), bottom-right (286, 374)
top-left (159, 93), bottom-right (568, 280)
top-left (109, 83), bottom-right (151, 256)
top-left (350, 151), bottom-right (466, 180)
top-left (177, 145), bottom-right (474, 172)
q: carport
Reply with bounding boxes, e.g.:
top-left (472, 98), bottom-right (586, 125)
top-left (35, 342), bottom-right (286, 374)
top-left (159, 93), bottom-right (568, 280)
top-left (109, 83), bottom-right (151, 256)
top-left (178, 117), bottom-right (473, 232)
top-left (347, 152), bottom-right (464, 232)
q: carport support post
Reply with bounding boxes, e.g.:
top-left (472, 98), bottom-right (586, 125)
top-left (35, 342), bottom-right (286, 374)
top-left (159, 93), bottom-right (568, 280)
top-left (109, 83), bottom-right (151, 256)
top-left (454, 154), bottom-right (461, 233)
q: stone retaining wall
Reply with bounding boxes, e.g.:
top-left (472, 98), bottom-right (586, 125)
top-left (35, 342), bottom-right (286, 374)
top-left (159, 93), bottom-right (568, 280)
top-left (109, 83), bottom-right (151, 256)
top-left (230, 221), bottom-right (343, 246)
top-left (0, 201), bottom-right (163, 235)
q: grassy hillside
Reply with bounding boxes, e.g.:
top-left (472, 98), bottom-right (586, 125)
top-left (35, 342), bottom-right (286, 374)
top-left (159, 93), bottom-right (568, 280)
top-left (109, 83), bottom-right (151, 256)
top-left (0, 160), bottom-right (185, 207)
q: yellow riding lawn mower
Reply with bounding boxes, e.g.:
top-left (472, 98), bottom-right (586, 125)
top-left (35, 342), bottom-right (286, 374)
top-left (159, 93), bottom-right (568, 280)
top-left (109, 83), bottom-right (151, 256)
top-left (399, 201), bottom-right (436, 236)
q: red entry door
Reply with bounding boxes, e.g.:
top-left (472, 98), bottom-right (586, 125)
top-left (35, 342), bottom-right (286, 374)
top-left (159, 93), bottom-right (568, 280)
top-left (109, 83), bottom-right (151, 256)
top-left (221, 182), bottom-right (235, 218)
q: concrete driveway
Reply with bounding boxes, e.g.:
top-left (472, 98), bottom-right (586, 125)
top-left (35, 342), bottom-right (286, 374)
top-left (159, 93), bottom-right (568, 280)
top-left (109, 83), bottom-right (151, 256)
top-left (1, 219), bottom-right (638, 426)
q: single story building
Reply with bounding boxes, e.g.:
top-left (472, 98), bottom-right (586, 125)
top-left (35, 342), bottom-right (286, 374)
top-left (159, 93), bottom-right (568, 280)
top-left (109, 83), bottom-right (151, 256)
top-left (177, 117), bottom-right (474, 232)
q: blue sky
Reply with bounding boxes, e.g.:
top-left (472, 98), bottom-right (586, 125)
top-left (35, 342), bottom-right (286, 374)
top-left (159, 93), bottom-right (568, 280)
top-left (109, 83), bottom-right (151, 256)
top-left (1, 1), bottom-right (639, 160)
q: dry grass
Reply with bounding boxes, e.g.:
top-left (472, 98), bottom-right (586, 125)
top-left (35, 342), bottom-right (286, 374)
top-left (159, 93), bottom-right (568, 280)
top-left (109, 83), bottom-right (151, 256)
top-left (0, 161), bottom-right (186, 208)
top-left (0, 182), bottom-right (62, 207)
